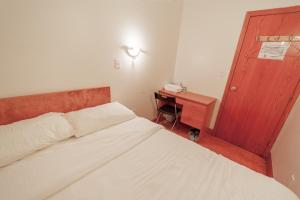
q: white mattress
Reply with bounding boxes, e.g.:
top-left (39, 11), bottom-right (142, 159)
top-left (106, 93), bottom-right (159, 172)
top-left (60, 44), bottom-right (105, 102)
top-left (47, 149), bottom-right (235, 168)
top-left (0, 117), bottom-right (298, 200)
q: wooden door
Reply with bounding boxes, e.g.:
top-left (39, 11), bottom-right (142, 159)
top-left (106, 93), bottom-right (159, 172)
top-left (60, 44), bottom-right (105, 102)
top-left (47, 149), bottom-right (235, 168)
top-left (215, 6), bottom-right (300, 157)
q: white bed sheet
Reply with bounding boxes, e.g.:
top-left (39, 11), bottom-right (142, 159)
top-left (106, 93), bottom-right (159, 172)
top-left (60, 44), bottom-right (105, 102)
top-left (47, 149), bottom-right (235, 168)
top-left (0, 117), bottom-right (162, 200)
top-left (48, 129), bottom-right (299, 200)
top-left (0, 118), bottom-right (298, 200)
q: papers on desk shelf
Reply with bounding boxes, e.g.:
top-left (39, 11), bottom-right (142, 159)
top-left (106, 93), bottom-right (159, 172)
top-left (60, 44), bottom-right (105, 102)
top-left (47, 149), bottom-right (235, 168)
top-left (164, 84), bottom-right (183, 93)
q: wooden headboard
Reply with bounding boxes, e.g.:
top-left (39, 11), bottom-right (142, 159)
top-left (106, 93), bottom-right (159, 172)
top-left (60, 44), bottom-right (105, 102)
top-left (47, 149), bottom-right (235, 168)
top-left (0, 87), bottom-right (111, 125)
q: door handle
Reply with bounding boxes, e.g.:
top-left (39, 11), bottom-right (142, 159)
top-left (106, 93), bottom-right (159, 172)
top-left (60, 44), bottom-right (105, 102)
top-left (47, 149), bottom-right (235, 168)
top-left (230, 86), bottom-right (237, 91)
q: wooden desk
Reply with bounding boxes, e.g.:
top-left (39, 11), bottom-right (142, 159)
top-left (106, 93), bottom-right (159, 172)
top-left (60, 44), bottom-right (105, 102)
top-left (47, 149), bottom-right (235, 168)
top-left (159, 89), bottom-right (216, 131)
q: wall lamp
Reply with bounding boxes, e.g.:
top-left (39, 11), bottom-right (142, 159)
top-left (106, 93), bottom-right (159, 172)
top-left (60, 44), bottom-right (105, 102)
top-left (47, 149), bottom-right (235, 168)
top-left (122, 45), bottom-right (143, 59)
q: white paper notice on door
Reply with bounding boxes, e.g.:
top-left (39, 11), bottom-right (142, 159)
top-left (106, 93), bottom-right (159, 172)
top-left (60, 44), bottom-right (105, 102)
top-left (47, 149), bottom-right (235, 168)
top-left (258, 42), bottom-right (290, 60)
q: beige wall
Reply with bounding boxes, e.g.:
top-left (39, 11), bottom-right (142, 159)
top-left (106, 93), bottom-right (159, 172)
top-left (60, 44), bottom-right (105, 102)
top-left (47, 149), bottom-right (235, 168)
top-left (173, 0), bottom-right (299, 128)
top-left (0, 0), bottom-right (183, 119)
top-left (272, 98), bottom-right (300, 197)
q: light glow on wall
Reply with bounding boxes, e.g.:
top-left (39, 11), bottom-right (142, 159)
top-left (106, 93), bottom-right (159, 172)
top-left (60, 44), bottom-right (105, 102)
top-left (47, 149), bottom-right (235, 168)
top-left (121, 26), bottom-right (146, 65)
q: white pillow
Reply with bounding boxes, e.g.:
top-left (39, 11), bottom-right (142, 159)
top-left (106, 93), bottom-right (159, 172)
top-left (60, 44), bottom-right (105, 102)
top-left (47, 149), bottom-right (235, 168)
top-left (65, 102), bottom-right (136, 137)
top-left (0, 113), bottom-right (74, 168)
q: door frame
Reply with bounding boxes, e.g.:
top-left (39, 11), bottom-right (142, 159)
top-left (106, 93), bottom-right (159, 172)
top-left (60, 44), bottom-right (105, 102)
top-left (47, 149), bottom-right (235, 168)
top-left (214, 6), bottom-right (300, 157)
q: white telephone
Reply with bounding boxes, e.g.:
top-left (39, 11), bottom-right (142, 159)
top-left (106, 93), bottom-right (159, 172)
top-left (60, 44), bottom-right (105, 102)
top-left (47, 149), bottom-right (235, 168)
top-left (164, 84), bottom-right (183, 93)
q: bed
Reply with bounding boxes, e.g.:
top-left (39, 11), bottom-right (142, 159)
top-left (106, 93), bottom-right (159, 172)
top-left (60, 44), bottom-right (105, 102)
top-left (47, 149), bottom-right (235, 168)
top-left (0, 87), bottom-right (298, 200)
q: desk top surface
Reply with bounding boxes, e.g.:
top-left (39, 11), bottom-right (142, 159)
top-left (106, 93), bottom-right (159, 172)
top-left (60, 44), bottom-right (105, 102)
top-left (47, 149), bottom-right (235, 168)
top-left (160, 89), bottom-right (217, 105)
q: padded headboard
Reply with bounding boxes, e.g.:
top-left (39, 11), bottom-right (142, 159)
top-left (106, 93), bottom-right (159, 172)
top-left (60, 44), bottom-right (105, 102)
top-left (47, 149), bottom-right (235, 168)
top-left (0, 87), bottom-right (111, 125)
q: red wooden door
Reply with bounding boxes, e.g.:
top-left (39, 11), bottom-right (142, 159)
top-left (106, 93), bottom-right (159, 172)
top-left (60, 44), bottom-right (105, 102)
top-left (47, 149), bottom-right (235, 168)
top-left (215, 6), bottom-right (300, 157)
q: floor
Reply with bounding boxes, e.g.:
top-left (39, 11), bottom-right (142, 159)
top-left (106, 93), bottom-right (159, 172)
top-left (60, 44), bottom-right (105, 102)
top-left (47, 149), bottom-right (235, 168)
top-left (156, 119), bottom-right (269, 176)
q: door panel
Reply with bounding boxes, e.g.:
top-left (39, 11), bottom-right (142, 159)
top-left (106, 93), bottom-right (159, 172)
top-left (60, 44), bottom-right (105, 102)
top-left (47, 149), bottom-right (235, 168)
top-left (215, 8), bottom-right (300, 156)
